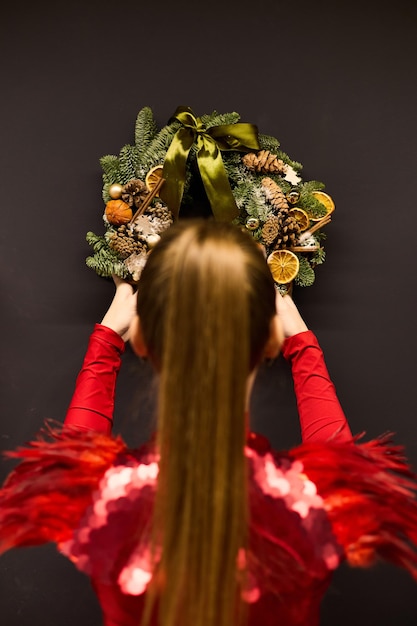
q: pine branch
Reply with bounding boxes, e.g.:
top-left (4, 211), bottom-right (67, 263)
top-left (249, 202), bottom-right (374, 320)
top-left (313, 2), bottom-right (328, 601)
top-left (100, 155), bottom-right (121, 184)
top-left (86, 252), bottom-right (129, 279)
top-left (222, 152), bottom-right (244, 180)
top-left (85, 232), bottom-right (129, 279)
top-left (302, 180), bottom-right (326, 193)
top-left (119, 144), bottom-right (140, 183)
top-left (297, 182), bottom-right (328, 218)
top-left (232, 183), bottom-right (250, 211)
top-left (311, 247), bottom-right (326, 266)
top-left (246, 193), bottom-right (271, 221)
top-left (275, 150), bottom-right (302, 172)
top-left (294, 255), bottom-right (315, 287)
top-left (100, 155), bottom-right (122, 203)
top-left (300, 197), bottom-right (327, 219)
top-left (85, 231), bottom-right (107, 252)
top-left (258, 133), bottom-right (281, 152)
top-left (135, 106), bottom-right (158, 153)
top-left (139, 120), bottom-right (181, 171)
top-left (233, 178), bottom-right (271, 223)
top-left (200, 111), bottom-right (241, 128)
top-left (85, 231), bottom-right (128, 277)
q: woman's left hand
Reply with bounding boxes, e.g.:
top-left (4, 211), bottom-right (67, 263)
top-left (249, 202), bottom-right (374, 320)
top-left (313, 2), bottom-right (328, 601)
top-left (275, 291), bottom-right (308, 338)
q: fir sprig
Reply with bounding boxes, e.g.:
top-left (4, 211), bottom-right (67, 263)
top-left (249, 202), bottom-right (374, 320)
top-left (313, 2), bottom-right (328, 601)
top-left (312, 247), bottom-right (326, 266)
top-left (100, 155), bottom-right (121, 202)
top-left (119, 144), bottom-right (140, 184)
top-left (135, 106), bottom-right (158, 153)
top-left (258, 133), bottom-right (280, 152)
top-left (85, 231), bottom-right (128, 279)
top-left (136, 121), bottom-right (180, 176)
top-left (200, 111), bottom-right (241, 128)
top-left (294, 255), bottom-right (316, 287)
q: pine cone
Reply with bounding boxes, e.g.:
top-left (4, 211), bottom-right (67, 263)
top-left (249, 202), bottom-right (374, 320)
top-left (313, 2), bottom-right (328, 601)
top-left (275, 214), bottom-right (300, 249)
top-left (262, 215), bottom-right (280, 245)
top-left (121, 179), bottom-right (149, 209)
top-left (261, 177), bottom-right (289, 211)
top-left (146, 202), bottom-right (174, 233)
top-left (242, 150), bottom-right (287, 175)
top-left (108, 225), bottom-right (145, 259)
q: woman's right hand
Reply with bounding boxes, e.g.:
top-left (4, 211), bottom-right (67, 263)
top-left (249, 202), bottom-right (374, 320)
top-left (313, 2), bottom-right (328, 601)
top-left (275, 291), bottom-right (308, 338)
top-left (100, 276), bottom-right (138, 341)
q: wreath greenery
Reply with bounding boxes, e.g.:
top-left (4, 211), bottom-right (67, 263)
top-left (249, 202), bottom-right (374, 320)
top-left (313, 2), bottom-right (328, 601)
top-left (86, 106), bottom-right (335, 292)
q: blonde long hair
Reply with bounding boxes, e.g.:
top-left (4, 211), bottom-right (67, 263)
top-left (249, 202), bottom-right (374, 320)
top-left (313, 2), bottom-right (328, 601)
top-left (136, 219), bottom-right (276, 626)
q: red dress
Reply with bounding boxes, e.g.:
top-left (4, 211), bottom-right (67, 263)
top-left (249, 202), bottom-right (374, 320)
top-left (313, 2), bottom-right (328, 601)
top-left (2, 326), bottom-right (417, 626)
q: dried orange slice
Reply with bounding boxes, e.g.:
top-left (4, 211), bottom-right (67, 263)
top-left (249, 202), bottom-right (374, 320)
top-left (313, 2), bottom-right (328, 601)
top-left (311, 191), bottom-right (335, 221)
top-left (288, 207), bottom-right (310, 231)
top-left (267, 249), bottom-right (299, 284)
top-left (145, 165), bottom-right (164, 192)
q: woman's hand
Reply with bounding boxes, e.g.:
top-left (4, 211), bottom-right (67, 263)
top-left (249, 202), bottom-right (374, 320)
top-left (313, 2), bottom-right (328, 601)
top-left (275, 291), bottom-right (308, 338)
top-left (100, 276), bottom-right (138, 341)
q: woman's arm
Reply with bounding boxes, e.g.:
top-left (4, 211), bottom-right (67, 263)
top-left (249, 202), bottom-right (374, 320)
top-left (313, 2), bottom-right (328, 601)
top-left (64, 278), bottom-right (137, 434)
top-left (64, 324), bottom-right (125, 434)
top-left (276, 293), bottom-right (352, 443)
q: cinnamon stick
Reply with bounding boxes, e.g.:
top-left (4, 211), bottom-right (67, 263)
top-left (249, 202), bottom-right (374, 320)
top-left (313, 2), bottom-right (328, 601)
top-left (290, 245), bottom-right (320, 253)
top-left (130, 177), bottom-right (166, 224)
top-left (298, 214), bottom-right (332, 242)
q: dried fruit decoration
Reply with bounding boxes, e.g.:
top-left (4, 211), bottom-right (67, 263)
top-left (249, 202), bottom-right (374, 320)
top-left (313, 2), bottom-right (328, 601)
top-left (105, 200), bottom-right (133, 226)
top-left (267, 250), bottom-right (300, 285)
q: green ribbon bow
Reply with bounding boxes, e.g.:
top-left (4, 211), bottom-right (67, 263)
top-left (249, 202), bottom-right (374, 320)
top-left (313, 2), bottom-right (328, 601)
top-left (159, 106), bottom-right (260, 221)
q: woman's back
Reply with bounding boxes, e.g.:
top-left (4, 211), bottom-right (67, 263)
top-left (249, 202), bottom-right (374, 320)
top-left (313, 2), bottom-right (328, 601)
top-left (59, 432), bottom-right (339, 626)
top-left (2, 220), bottom-right (417, 626)
top-left (49, 426), bottom-right (416, 626)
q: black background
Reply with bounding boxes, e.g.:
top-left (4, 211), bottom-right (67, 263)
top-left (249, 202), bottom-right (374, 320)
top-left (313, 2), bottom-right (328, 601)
top-left (1, 1), bottom-right (417, 624)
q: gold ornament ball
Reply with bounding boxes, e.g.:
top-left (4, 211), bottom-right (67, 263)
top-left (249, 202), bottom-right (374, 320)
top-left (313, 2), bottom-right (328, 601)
top-left (286, 190), bottom-right (300, 204)
top-left (109, 183), bottom-right (123, 199)
top-left (146, 233), bottom-right (161, 249)
top-left (246, 217), bottom-right (260, 231)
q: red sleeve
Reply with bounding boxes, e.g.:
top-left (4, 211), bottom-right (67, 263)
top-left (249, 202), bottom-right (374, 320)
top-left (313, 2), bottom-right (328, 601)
top-left (282, 330), bottom-right (352, 443)
top-left (64, 324), bottom-right (125, 435)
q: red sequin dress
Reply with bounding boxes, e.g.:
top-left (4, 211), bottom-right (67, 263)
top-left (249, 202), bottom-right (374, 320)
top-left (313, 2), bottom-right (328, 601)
top-left (2, 325), bottom-right (417, 626)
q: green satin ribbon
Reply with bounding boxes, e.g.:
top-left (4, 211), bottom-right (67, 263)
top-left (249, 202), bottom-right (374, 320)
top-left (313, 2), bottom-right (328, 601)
top-left (160, 106), bottom-right (260, 221)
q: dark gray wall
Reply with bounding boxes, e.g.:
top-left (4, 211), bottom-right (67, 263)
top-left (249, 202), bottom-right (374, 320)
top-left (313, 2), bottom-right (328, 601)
top-left (1, 1), bottom-right (417, 624)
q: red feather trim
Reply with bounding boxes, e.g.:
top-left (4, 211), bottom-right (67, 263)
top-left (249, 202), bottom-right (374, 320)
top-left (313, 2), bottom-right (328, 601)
top-left (0, 421), bottom-right (128, 553)
top-left (290, 433), bottom-right (417, 580)
top-left (3, 424), bottom-right (417, 598)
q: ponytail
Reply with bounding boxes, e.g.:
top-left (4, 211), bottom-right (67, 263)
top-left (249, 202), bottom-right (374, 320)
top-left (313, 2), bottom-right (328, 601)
top-left (137, 220), bottom-right (276, 626)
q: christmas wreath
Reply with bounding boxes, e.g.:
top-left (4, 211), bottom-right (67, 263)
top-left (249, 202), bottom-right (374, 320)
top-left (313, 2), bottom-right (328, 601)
top-left (86, 106), bottom-right (335, 292)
